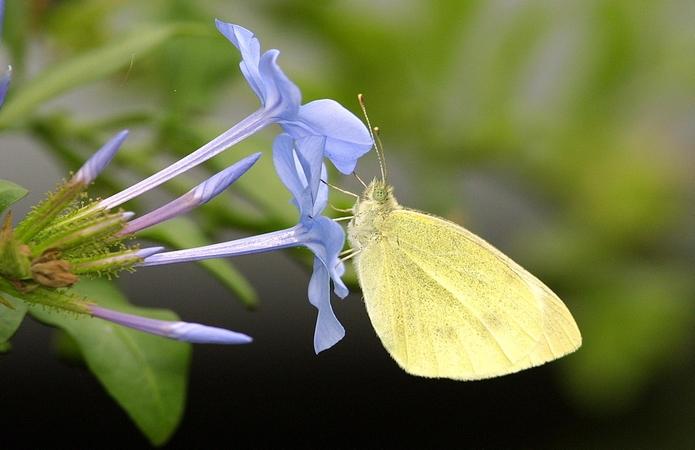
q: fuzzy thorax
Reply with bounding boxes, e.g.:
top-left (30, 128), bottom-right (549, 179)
top-left (347, 180), bottom-right (401, 250)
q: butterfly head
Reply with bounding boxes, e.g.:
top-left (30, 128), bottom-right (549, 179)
top-left (348, 179), bottom-right (399, 248)
top-left (362, 179), bottom-right (397, 206)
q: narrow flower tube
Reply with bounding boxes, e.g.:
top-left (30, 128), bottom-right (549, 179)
top-left (140, 226), bottom-right (302, 266)
top-left (120, 152), bottom-right (261, 235)
top-left (89, 305), bottom-right (253, 344)
top-left (97, 111), bottom-right (269, 210)
top-left (94, 20), bottom-right (371, 211)
top-left (72, 130), bottom-right (129, 185)
top-left (0, 66), bottom-right (10, 108)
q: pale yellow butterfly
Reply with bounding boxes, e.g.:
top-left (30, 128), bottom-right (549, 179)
top-left (345, 96), bottom-right (581, 380)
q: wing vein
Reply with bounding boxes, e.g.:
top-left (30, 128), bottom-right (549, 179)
top-left (397, 237), bottom-right (539, 343)
top-left (394, 241), bottom-right (515, 365)
top-left (384, 244), bottom-right (410, 369)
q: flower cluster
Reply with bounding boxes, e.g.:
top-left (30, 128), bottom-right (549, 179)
top-left (1, 19), bottom-right (371, 352)
top-left (140, 22), bottom-right (372, 353)
top-left (0, 128), bottom-right (260, 344)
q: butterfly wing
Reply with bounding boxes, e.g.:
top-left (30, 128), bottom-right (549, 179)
top-left (355, 209), bottom-right (581, 380)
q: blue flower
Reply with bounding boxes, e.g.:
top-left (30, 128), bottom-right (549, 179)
top-left (216, 21), bottom-right (373, 174)
top-left (62, 132), bottom-right (260, 268)
top-left (98, 20), bottom-right (371, 211)
top-left (272, 133), bottom-right (349, 351)
top-left (15, 131), bottom-right (260, 344)
top-left (141, 134), bottom-right (350, 353)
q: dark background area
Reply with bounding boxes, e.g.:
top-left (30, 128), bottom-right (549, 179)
top-left (4, 257), bottom-right (693, 449)
top-left (1, 1), bottom-right (694, 448)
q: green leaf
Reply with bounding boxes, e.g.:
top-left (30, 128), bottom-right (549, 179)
top-left (0, 22), bottom-right (209, 128)
top-left (0, 294), bottom-right (28, 343)
top-left (138, 217), bottom-right (258, 309)
top-left (53, 329), bottom-right (85, 365)
top-left (0, 179), bottom-right (28, 215)
top-left (29, 279), bottom-right (190, 446)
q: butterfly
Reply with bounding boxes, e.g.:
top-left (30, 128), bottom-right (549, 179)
top-left (345, 97), bottom-right (581, 380)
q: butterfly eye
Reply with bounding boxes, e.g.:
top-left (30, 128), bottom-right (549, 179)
top-left (373, 187), bottom-right (387, 202)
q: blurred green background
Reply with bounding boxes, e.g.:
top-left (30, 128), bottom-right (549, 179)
top-left (1, 0), bottom-right (694, 448)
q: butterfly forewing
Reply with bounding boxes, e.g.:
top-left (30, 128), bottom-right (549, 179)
top-left (355, 208), bottom-right (580, 380)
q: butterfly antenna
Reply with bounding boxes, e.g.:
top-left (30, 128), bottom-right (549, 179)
top-left (373, 126), bottom-right (387, 182)
top-left (358, 94), bottom-right (387, 183)
top-left (353, 172), bottom-right (368, 188)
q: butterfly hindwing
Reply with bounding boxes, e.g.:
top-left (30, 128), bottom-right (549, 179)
top-left (355, 208), bottom-right (580, 380)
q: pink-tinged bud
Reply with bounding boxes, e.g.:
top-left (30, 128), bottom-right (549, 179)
top-left (72, 130), bottom-right (129, 185)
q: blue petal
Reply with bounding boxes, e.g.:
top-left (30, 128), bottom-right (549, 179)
top-left (281, 99), bottom-right (373, 174)
top-left (312, 163), bottom-right (329, 218)
top-left (258, 49), bottom-right (301, 117)
top-left (319, 217), bottom-right (349, 298)
top-left (308, 258), bottom-right (345, 353)
top-left (215, 20), bottom-right (264, 102)
top-left (294, 135), bottom-right (326, 212)
top-left (216, 20), bottom-right (301, 118)
top-left (304, 216), bottom-right (349, 299)
top-left (272, 133), bottom-right (311, 215)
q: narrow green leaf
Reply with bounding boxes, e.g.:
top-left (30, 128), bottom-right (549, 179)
top-left (0, 294), bottom-right (28, 343)
top-left (0, 179), bottom-right (28, 215)
top-left (30, 279), bottom-right (190, 446)
top-left (0, 23), bottom-right (208, 128)
top-left (138, 217), bottom-right (258, 309)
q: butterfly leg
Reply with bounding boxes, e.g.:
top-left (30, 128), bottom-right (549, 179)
top-left (330, 203), bottom-right (353, 213)
top-left (339, 248), bottom-right (362, 263)
top-left (321, 179), bottom-right (359, 198)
